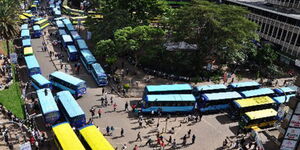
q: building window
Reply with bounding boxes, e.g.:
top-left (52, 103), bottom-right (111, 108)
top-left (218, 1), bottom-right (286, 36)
top-left (273, 27), bottom-right (278, 38)
top-left (277, 28), bottom-right (283, 39)
top-left (286, 31), bottom-right (292, 42)
top-left (296, 35), bottom-right (300, 46)
top-left (264, 24), bottom-right (270, 34)
top-left (268, 25), bottom-right (274, 36)
top-left (281, 30), bottom-right (287, 41)
top-left (291, 33), bottom-right (297, 44)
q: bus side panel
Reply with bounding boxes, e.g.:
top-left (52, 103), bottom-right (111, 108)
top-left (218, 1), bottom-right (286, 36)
top-left (52, 81), bottom-right (76, 94)
top-left (31, 82), bottom-right (40, 90)
top-left (71, 115), bottom-right (86, 128)
top-left (45, 111), bottom-right (60, 124)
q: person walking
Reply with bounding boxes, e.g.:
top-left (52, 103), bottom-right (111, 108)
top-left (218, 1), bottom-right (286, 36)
top-left (122, 144), bottom-right (127, 150)
top-left (60, 63), bottom-right (63, 70)
top-left (145, 138), bottom-right (152, 146)
top-left (106, 126), bottom-right (110, 136)
top-left (168, 136), bottom-right (172, 145)
top-left (120, 128), bottom-right (124, 137)
top-left (113, 103), bottom-right (117, 111)
top-left (172, 139), bottom-right (176, 149)
top-left (125, 102), bottom-right (129, 111)
top-left (98, 109), bottom-right (102, 118)
top-left (111, 126), bottom-right (114, 136)
top-left (102, 88), bottom-right (105, 95)
top-left (192, 134), bottom-right (196, 144)
top-left (64, 64), bottom-right (68, 73)
top-left (136, 132), bottom-right (142, 141)
top-left (133, 145), bottom-right (138, 150)
top-left (187, 129), bottom-right (191, 138)
top-left (182, 134), bottom-right (187, 146)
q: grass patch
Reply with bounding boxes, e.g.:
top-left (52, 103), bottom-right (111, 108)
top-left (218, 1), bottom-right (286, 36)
top-left (0, 41), bottom-right (24, 119)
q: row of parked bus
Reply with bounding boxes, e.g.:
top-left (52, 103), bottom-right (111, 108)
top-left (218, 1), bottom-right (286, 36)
top-left (140, 82), bottom-right (297, 131)
top-left (20, 13), bottom-right (49, 39)
top-left (21, 1), bottom-right (114, 149)
top-left (53, 16), bottom-right (108, 86)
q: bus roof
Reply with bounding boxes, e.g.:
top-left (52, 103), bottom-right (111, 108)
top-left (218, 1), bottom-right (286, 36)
top-left (58, 29), bottom-right (67, 36)
top-left (273, 94), bottom-right (296, 104)
top-left (80, 50), bottom-right (96, 64)
top-left (67, 45), bottom-right (77, 53)
top-left (54, 10), bottom-right (61, 16)
top-left (21, 29), bottom-right (30, 37)
top-left (91, 63), bottom-right (106, 76)
top-left (22, 39), bottom-right (31, 47)
top-left (19, 15), bottom-right (28, 20)
top-left (196, 84), bottom-right (227, 92)
top-left (62, 18), bottom-right (72, 25)
top-left (79, 125), bottom-right (114, 150)
top-left (229, 81), bottom-right (260, 88)
top-left (240, 88), bottom-right (275, 98)
top-left (24, 55), bottom-right (39, 69)
top-left (146, 84), bottom-right (192, 92)
top-left (23, 13), bottom-right (33, 18)
top-left (33, 17), bottom-right (43, 22)
top-left (233, 96), bottom-right (275, 108)
top-left (37, 88), bottom-right (59, 114)
top-left (31, 74), bottom-right (51, 86)
top-left (56, 91), bottom-right (85, 118)
top-left (33, 25), bottom-right (41, 31)
top-left (70, 31), bottom-right (81, 40)
top-left (245, 108), bottom-right (277, 120)
top-left (146, 94), bottom-right (196, 102)
top-left (76, 39), bottom-right (88, 49)
top-left (24, 47), bottom-right (33, 55)
top-left (273, 87), bottom-right (296, 94)
top-left (202, 91), bottom-right (242, 101)
top-left (21, 24), bottom-right (28, 30)
top-left (52, 122), bottom-right (85, 150)
top-left (50, 71), bottom-right (85, 86)
top-left (35, 19), bottom-right (48, 25)
top-left (66, 24), bottom-right (75, 31)
top-left (62, 35), bottom-right (73, 43)
top-left (56, 20), bottom-right (64, 28)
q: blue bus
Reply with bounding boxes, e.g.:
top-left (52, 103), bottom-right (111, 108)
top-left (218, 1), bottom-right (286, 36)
top-left (70, 31), bottom-right (81, 41)
top-left (21, 24), bottom-right (29, 30)
top-left (240, 88), bottom-right (275, 98)
top-left (49, 71), bottom-right (87, 98)
top-left (75, 39), bottom-right (88, 50)
top-left (66, 24), bottom-right (76, 32)
top-left (54, 10), bottom-right (61, 17)
top-left (200, 91), bottom-right (243, 113)
top-left (272, 94), bottom-right (296, 104)
top-left (24, 55), bottom-right (41, 76)
top-left (62, 18), bottom-right (72, 25)
top-left (32, 25), bottom-right (42, 38)
top-left (56, 20), bottom-right (65, 29)
top-left (79, 49), bottom-right (96, 72)
top-left (141, 94), bottom-right (196, 114)
top-left (194, 84), bottom-right (228, 98)
top-left (21, 29), bottom-right (30, 39)
top-left (273, 87), bottom-right (296, 96)
top-left (31, 74), bottom-right (52, 90)
top-left (228, 81), bottom-right (261, 91)
top-left (66, 45), bottom-right (78, 61)
top-left (33, 17), bottom-right (43, 23)
top-left (61, 35), bottom-right (74, 48)
top-left (57, 29), bottom-right (67, 37)
top-left (56, 91), bottom-right (86, 128)
top-left (143, 84), bottom-right (193, 98)
top-left (22, 39), bottom-right (31, 47)
top-left (91, 63), bottom-right (108, 86)
top-left (37, 88), bottom-right (60, 125)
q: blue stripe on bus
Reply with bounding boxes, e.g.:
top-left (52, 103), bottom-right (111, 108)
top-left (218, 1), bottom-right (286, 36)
top-left (52, 82), bottom-right (76, 94)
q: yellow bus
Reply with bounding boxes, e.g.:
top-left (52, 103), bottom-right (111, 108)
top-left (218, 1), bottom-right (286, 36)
top-left (19, 15), bottom-right (29, 22)
top-left (52, 122), bottom-right (85, 150)
top-left (70, 16), bottom-right (87, 25)
top-left (24, 47), bottom-right (33, 56)
top-left (79, 125), bottom-right (114, 150)
top-left (23, 13), bottom-right (34, 19)
top-left (239, 108), bottom-right (277, 130)
top-left (229, 96), bottom-right (276, 119)
top-left (35, 19), bottom-right (50, 30)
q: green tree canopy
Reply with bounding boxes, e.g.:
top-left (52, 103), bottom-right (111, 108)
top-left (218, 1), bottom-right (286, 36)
top-left (164, 0), bottom-right (259, 65)
top-left (0, 0), bottom-right (20, 56)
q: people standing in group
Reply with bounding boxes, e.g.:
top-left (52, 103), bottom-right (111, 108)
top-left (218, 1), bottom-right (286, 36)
top-left (106, 126), bottom-right (110, 136)
top-left (64, 64), bottom-right (68, 73)
top-left (98, 109), bottom-right (102, 118)
top-left (125, 102), bottom-right (129, 111)
top-left (110, 126), bottom-right (114, 136)
top-left (113, 103), bottom-right (117, 111)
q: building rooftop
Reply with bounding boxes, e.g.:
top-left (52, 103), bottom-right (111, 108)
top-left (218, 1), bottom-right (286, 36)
top-left (226, 0), bottom-right (300, 20)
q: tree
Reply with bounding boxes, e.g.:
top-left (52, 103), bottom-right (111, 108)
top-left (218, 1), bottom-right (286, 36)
top-left (164, 0), bottom-right (258, 68)
top-left (0, 0), bottom-right (20, 57)
top-left (114, 26), bottom-right (165, 66)
top-left (95, 39), bottom-right (118, 65)
top-left (86, 0), bottom-right (168, 41)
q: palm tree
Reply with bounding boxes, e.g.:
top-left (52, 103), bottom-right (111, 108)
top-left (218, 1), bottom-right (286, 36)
top-left (0, 0), bottom-right (21, 57)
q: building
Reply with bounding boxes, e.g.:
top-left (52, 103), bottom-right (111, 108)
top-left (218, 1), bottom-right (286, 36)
top-left (225, 0), bottom-right (300, 58)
